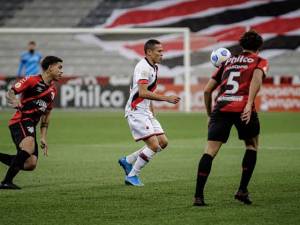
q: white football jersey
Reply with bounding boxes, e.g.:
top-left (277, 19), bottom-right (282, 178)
top-left (125, 58), bottom-right (158, 116)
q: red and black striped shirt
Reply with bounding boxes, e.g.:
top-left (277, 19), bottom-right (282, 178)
top-left (9, 75), bottom-right (57, 126)
top-left (212, 52), bottom-right (268, 112)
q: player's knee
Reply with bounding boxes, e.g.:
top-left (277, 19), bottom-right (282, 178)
top-left (245, 137), bottom-right (258, 150)
top-left (26, 162), bottom-right (37, 171)
top-left (147, 142), bottom-right (161, 152)
top-left (205, 141), bottom-right (222, 157)
top-left (24, 156), bottom-right (37, 171)
top-left (24, 159), bottom-right (37, 171)
top-left (159, 139), bottom-right (168, 149)
top-left (157, 135), bottom-right (168, 149)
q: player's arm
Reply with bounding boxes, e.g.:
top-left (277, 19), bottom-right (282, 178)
top-left (40, 110), bottom-right (51, 156)
top-left (241, 68), bottom-right (264, 124)
top-left (203, 79), bottom-right (218, 117)
top-left (138, 83), bottom-right (180, 104)
top-left (7, 77), bottom-right (33, 108)
top-left (6, 89), bottom-right (21, 108)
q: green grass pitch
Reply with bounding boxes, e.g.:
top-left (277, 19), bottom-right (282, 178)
top-left (0, 111), bottom-right (299, 225)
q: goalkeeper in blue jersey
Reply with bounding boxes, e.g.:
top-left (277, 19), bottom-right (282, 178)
top-left (17, 41), bottom-right (42, 77)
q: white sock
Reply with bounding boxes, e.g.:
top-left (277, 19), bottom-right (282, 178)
top-left (126, 146), bottom-right (146, 164)
top-left (128, 147), bottom-right (159, 177)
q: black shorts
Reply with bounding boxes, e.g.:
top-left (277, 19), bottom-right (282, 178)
top-left (9, 120), bottom-right (38, 157)
top-left (208, 110), bottom-right (260, 143)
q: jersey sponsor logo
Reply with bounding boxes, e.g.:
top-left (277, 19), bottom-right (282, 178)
top-left (225, 65), bottom-right (248, 70)
top-left (35, 99), bottom-right (47, 112)
top-left (27, 126), bottom-right (34, 133)
top-left (14, 77), bottom-right (29, 89)
top-left (217, 95), bottom-right (243, 102)
top-left (15, 82), bottom-right (21, 89)
top-left (225, 55), bottom-right (254, 65)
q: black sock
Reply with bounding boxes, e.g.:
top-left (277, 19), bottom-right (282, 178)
top-left (0, 152), bottom-right (15, 166)
top-left (238, 149), bottom-right (257, 192)
top-left (2, 150), bottom-right (30, 183)
top-left (194, 153), bottom-right (213, 198)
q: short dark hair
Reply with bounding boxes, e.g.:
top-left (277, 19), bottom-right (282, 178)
top-left (239, 30), bottom-right (263, 52)
top-left (144, 39), bottom-right (161, 54)
top-left (28, 41), bottom-right (36, 45)
top-left (41, 56), bottom-right (63, 71)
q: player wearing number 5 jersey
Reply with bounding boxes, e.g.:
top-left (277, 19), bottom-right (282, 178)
top-left (194, 30), bottom-right (268, 206)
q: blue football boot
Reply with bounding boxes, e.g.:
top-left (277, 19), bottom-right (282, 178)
top-left (125, 175), bottom-right (144, 186)
top-left (118, 157), bottom-right (133, 175)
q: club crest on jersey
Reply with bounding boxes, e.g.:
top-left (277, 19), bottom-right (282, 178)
top-left (27, 126), bottom-right (34, 133)
top-left (141, 70), bottom-right (149, 79)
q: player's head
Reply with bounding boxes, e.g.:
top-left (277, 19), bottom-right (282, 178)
top-left (41, 56), bottom-right (63, 81)
top-left (239, 30), bottom-right (263, 53)
top-left (28, 41), bottom-right (36, 54)
top-left (144, 39), bottom-right (163, 64)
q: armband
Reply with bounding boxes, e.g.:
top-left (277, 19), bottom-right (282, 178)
top-left (41, 122), bottom-right (49, 128)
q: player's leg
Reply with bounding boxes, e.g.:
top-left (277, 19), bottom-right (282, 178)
top-left (194, 111), bottom-right (232, 206)
top-left (0, 122), bottom-right (36, 189)
top-left (119, 145), bottom-right (146, 175)
top-left (151, 116), bottom-right (167, 149)
top-left (127, 117), bottom-right (166, 177)
top-left (126, 146), bottom-right (146, 164)
top-left (0, 152), bottom-right (15, 166)
top-left (120, 114), bottom-right (157, 184)
top-left (0, 136), bottom-right (35, 189)
top-left (118, 114), bottom-right (151, 176)
top-left (194, 141), bottom-right (223, 206)
top-left (0, 153), bottom-right (37, 170)
top-left (240, 136), bottom-right (258, 190)
top-left (0, 146), bottom-right (38, 170)
top-left (126, 135), bottom-right (161, 186)
top-left (125, 117), bottom-right (166, 186)
top-left (234, 112), bottom-right (260, 204)
top-left (23, 155), bottom-right (38, 171)
top-left (156, 134), bottom-right (168, 149)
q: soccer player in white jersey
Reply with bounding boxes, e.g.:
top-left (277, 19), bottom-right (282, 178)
top-left (118, 39), bottom-right (181, 186)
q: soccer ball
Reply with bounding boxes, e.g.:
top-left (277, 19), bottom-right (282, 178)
top-left (210, 47), bottom-right (231, 67)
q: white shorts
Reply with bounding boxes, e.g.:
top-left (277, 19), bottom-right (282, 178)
top-left (127, 113), bottom-right (164, 141)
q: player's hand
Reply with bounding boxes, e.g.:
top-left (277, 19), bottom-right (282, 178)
top-left (241, 103), bottom-right (252, 124)
top-left (40, 139), bottom-right (48, 156)
top-left (6, 90), bottom-right (21, 109)
top-left (7, 98), bottom-right (21, 109)
top-left (166, 95), bottom-right (181, 104)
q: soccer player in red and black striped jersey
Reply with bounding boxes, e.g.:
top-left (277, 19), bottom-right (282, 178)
top-left (0, 56), bottom-right (63, 189)
top-left (193, 30), bottom-right (268, 206)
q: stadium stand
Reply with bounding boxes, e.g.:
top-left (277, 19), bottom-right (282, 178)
top-left (78, 0), bottom-right (161, 27)
top-left (4, 0), bottom-right (100, 27)
top-left (0, 0), bottom-right (32, 27)
top-left (0, 0), bottom-right (146, 77)
top-left (0, 0), bottom-right (299, 83)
